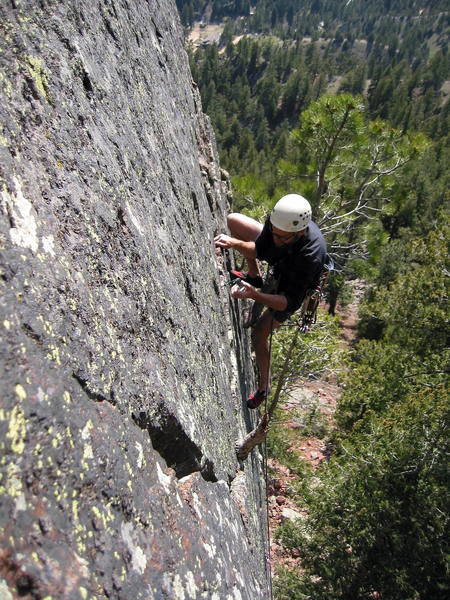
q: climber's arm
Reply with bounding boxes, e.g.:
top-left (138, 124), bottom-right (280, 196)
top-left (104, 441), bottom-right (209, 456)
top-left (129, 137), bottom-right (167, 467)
top-left (231, 281), bottom-right (288, 312)
top-left (214, 234), bottom-right (257, 260)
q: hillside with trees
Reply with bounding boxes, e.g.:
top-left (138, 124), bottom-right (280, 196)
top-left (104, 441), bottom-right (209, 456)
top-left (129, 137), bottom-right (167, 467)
top-left (182, 1), bottom-right (449, 175)
top-left (178, 1), bottom-right (449, 598)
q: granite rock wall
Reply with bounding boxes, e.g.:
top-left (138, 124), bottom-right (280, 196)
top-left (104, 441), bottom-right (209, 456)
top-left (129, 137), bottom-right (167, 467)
top-left (0, 1), bottom-right (269, 598)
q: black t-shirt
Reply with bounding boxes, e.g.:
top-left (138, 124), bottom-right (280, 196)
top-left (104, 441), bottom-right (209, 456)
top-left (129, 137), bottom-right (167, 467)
top-left (255, 220), bottom-right (327, 313)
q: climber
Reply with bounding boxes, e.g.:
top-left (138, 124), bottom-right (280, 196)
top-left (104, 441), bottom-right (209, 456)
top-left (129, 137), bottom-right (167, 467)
top-left (214, 194), bottom-right (327, 409)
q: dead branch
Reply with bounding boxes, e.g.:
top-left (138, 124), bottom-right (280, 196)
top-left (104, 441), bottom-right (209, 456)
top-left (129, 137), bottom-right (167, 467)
top-left (235, 413), bottom-right (269, 460)
top-left (235, 326), bottom-right (302, 460)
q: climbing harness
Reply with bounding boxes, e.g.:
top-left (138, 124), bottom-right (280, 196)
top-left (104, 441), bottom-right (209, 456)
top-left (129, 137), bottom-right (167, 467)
top-left (294, 256), bottom-right (334, 333)
top-left (242, 254), bottom-right (334, 332)
top-left (243, 269), bottom-right (279, 329)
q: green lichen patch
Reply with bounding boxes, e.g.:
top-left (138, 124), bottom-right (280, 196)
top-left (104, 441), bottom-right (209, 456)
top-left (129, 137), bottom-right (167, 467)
top-left (25, 55), bottom-right (50, 102)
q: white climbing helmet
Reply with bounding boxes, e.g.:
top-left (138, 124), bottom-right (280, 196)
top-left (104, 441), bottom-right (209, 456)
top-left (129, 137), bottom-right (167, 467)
top-left (270, 194), bottom-right (312, 232)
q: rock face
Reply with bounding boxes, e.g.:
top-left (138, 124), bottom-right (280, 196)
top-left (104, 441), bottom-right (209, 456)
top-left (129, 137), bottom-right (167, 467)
top-left (0, 2), bottom-right (269, 598)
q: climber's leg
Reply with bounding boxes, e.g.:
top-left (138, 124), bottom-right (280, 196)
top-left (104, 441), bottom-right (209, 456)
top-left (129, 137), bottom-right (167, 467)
top-left (227, 213), bottom-right (263, 242)
top-left (227, 213), bottom-right (263, 278)
top-left (251, 309), bottom-right (281, 396)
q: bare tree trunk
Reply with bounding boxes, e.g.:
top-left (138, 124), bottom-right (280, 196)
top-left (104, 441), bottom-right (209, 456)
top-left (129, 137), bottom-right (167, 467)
top-left (267, 328), bottom-right (299, 419)
top-left (235, 328), bottom-right (300, 460)
top-left (236, 413), bottom-right (269, 461)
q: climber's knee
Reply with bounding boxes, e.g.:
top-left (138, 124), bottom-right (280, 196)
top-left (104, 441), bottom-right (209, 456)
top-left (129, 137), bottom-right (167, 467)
top-left (227, 212), bottom-right (241, 228)
top-left (227, 213), bottom-right (263, 242)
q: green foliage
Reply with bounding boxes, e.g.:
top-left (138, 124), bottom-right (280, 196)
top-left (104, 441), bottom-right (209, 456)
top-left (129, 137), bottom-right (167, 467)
top-left (296, 97), bottom-right (429, 226)
top-left (274, 568), bottom-right (310, 600)
top-left (267, 413), bottom-right (311, 480)
top-left (275, 518), bottom-right (306, 550)
top-left (280, 223), bottom-right (450, 598)
top-left (292, 94), bottom-right (365, 206)
top-left (271, 310), bottom-right (342, 386)
top-left (294, 93), bottom-right (365, 162)
top-left (229, 173), bottom-right (272, 218)
top-left (336, 339), bottom-right (421, 431)
top-left (266, 310), bottom-right (342, 479)
top-left (272, 223), bottom-right (449, 600)
top-left (380, 140), bottom-right (450, 240)
top-left (339, 223), bottom-right (449, 431)
top-left (279, 94), bottom-right (430, 314)
top-left (184, 0), bottom-right (449, 180)
top-left (368, 228), bottom-right (449, 355)
top-left (275, 387), bottom-right (450, 600)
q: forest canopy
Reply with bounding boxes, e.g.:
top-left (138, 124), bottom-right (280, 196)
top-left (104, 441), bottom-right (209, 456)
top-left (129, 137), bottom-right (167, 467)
top-left (179, 1), bottom-right (450, 598)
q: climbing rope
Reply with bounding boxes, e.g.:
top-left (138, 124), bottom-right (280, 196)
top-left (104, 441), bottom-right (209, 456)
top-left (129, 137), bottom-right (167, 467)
top-left (263, 312), bottom-right (275, 600)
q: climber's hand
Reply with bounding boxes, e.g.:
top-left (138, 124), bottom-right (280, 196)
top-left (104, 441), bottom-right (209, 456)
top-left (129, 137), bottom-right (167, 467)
top-left (231, 281), bottom-right (256, 300)
top-left (214, 233), bottom-right (238, 249)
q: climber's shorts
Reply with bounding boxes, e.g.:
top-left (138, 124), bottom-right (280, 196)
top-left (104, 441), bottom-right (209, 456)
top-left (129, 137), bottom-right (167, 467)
top-left (269, 291), bottom-right (307, 324)
top-left (269, 307), bottom-right (294, 324)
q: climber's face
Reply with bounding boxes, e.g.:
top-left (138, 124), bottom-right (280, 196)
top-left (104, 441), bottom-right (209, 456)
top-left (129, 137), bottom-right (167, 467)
top-left (270, 224), bottom-right (300, 247)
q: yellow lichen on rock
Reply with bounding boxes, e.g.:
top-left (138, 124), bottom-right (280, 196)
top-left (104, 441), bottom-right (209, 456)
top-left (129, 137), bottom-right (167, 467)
top-left (1, 463), bottom-right (23, 498)
top-left (15, 384), bottom-right (27, 402)
top-left (7, 405), bottom-right (26, 454)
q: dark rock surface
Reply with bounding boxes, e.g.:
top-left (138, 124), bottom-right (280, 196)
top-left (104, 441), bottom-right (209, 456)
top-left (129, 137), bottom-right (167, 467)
top-left (0, 1), bottom-right (269, 598)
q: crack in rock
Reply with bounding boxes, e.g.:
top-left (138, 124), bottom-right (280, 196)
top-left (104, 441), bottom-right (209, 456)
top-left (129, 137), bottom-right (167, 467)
top-left (72, 372), bottom-right (111, 404)
top-left (132, 408), bottom-right (218, 483)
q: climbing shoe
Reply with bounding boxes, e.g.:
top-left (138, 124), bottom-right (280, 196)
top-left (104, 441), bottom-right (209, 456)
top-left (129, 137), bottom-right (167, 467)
top-left (247, 390), bottom-right (267, 409)
top-left (230, 270), bottom-right (263, 288)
